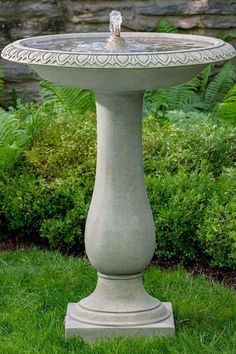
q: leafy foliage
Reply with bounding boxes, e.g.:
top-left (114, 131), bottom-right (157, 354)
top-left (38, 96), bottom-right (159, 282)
top-left (146, 169), bottom-right (215, 262)
top-left (144, 77), bottom-right (199, 119)
top-left (142, 116), bottom-right (236, 267)
top-left (40, 80), bottom-right (95, 114)
top-left (144, 62), bottom-right (236, 119)
top-left (203, 62), bottom-right (236, 106)
top-left (0, 102), bottom-right (51, 175)
top-left (197, 169), bottom-right (236, 268)
top-left (145, 21), bottom-right (236, 120)
top-left (198, 64), bottom-right (214, 98)
top-left (0, 110), bottom-right (96, 247)
top-left (155, 19), bottom-right (178, 33)
top-left (1, 174), bottom-right (92, 250)
top-left (1, 112), bottom-right (236, 268)
top-left (221, 31), bottom-right (236, 43)
top-left (0, 65), bottom-right (3, 98)
top-left (0, 108), bottom-right (22, 171)
top-left (216, 84), bottom-right (236, 124)
top-left (143, 115), bottom-right (236, 177)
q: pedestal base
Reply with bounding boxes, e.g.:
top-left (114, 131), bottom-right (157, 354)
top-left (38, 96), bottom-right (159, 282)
top-left (65, 302), bottom-right (175, 343)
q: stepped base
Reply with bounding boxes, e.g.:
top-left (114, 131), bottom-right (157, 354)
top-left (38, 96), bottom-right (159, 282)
top-left (65, 302), bottom-right (175, 343)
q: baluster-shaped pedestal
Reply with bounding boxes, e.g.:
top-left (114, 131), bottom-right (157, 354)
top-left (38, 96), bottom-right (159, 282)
top-left (65, 93), bottom-right (175, 342)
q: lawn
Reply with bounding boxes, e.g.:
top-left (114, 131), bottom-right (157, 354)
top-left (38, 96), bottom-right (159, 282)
top-left (0, 249), bottom-right (235, 354)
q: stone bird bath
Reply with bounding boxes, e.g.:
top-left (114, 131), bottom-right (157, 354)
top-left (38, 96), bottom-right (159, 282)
top-left (2, 10), bottom-right (235, 343)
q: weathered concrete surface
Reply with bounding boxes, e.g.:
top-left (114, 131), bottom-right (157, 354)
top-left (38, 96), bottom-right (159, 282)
top-left (65, 92), bottom-right (174, 340)
top-left (0, 0), bottom-right (236, 104)
top-left (65, 302), bottom-right (175, 342)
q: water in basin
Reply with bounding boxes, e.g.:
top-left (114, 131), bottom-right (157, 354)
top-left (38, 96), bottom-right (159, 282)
top-left (23, 10), bottom-right (211, 54)
top-left (25, 36), bottom-right (211, 53)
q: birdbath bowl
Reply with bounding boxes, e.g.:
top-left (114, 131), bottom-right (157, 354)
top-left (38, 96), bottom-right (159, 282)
top-left (2, 11), bottom-right (235, 343)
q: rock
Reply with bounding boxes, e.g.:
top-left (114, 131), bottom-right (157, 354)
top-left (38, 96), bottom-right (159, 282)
top-left (0, 31), bottom-right (9, 48)
top-left (0, 1), bottom-right (60, 21)
top-left (1, 60), bottom-right (37, 82)
top-left (202, 15), bottom-right (236, 29)
top-left (208, 0), bottom-right (236, 14)
top-left (138, 1), bottom-right (208, 16)
top-left (1, 80), bottom-right (40, 107)
top-left (9, 18), bottom-right (63, 40)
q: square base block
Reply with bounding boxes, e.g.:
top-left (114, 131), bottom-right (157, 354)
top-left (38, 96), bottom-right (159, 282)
top-left (65, 302), bottom-right (175, 343)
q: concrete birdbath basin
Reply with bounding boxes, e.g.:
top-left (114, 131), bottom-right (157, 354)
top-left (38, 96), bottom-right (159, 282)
top-left (2, 11), bottom-right (235, 343)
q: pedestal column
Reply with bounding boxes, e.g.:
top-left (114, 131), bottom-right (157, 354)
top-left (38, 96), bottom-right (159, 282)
top-left (65, 93), bottom-right (175, 342)
top-left (87, 92), bottom-right (155, 274)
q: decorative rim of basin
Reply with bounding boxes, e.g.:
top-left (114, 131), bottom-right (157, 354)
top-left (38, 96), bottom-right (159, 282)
top-left (1, 32), bottom-right (235, 69)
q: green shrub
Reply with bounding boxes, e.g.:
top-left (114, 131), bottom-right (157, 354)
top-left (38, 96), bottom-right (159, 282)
top-left (1, 110), bottom-right (236, 268)
top-left (197, 169), bottom-right (236, 268)
top-left (0, 111), bottom-right (95, 249)
top-left (216, 84), bottom-right (236, 125)
top-left (23, 111), bottom-right (96, 179)
top-left (0, 101), bottom-right (59, 176)
top-left (146, 169), bottom-right (215, 263)
top-left (143, 116), bottom-right (236, 177)
top-left (40, 200), bottom-right (87, 250)
top-left (1, 174), bottom-right (93, 249)
top-left (0, 65), bottom-right (3, 99)
top-left (1, 175), bottom-right (46, 231)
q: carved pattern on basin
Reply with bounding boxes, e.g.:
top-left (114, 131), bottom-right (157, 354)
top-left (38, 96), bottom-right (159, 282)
top-left (1, 33), bottom-right (235, 69)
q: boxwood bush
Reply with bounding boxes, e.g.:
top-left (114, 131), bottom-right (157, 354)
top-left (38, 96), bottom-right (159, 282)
top-left (0, 108), bottom-right (236, 269)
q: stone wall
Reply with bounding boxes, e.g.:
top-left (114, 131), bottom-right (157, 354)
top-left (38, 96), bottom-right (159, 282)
top-left (1, 0), bottom-right (236, 104)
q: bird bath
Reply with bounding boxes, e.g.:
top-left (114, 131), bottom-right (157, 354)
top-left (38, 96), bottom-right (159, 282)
top-left (2, 11), bottom-right (235, 343)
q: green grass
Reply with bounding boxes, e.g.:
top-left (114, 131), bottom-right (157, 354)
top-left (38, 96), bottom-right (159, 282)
top-left (0, 249), bottom-right (235, 354)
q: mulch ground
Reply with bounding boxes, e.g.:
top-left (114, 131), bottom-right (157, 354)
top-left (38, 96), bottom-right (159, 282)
top-left (1, 235), bottom-right (235, 290)
top-left (152, 259), bottom-right (236, 290)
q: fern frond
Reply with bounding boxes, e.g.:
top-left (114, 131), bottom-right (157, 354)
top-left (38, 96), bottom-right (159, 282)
top-left (198, 64), bottom-right (214, 98)
top-left (144, 77), bottom-right (199, 115)
top-left (0, 65), bottom-right (4, 98)
top-left (21, 112), bottom-right (41, 146)
top-left (40, 80), bottom-right (95, 114)
top-left (0, 104), bottom-right (44, 172)
top-left (220, 84), bottom-right (236, 103)
top-left (220, 31), bottom-right (236, 43)
top-left (216, 84), bottom-right (236, 124)
top-left (155, 19), bottom-right (178, 33)
top-left (0, 108), bottom-right (24, 172)
top-left (40, 80), bottom-right (71, 111)
top-left (0, 145), bottom-right (20, 171)
top-left (0, 108), bottom-right (19, 146)
top-left (204, 63), bottom-right (236, 106)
